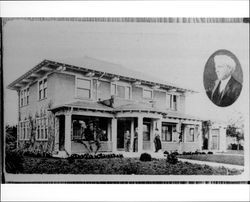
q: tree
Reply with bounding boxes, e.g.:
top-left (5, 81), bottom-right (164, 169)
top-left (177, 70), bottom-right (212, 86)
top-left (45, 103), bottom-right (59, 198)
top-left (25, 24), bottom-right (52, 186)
top-left (226, 124), bottom-right (244, 150)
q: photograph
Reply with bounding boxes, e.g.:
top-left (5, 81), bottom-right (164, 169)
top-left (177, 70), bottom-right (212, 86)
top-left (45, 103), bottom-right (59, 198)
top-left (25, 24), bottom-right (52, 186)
top-left (2, 18), bottom-right (249, 182)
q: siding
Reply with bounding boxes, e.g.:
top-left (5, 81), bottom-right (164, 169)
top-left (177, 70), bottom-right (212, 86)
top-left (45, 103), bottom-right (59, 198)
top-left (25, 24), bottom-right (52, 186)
top-left (52, 73), bottom-right (75, 106)
top-left (153, 90), bottom-right (166, 108)
top-left (132, 86), bottom-right (143, 101)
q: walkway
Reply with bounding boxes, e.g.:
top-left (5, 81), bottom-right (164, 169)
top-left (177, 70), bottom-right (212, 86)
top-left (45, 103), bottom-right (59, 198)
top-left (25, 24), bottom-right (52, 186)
top-left (178, 158), bottom-right (244, 170)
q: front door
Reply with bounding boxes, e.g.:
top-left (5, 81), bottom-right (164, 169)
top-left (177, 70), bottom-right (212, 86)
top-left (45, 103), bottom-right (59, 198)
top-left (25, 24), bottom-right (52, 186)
top-left (117, 119), bottom-right (131, 150)
top-left (211, 129), bottom-right (219, 150)
top-left (143, 119), bottom-right (151, 151)
top-left (59, 115), bottom-right (65, 151)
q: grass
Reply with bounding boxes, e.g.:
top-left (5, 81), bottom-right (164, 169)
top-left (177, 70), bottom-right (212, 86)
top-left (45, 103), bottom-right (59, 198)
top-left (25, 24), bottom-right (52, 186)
top-left (178, 154), bottom-right (244, 166)
top-left (8, 156), bottom-right (243, 175)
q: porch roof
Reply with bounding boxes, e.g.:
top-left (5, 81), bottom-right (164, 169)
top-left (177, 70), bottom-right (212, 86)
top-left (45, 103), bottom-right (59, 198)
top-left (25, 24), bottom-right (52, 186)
top-left (49, 101), bottom-right (114, 112)
top-left (114, 103), bottom-right (167, 114)
top-left (50, 101), bottom-right (202, 121)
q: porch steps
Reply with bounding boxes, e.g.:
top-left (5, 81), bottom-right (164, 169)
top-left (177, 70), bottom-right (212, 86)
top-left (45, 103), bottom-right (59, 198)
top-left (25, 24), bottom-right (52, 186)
top-left (52, 151), bottom-right (69, 158)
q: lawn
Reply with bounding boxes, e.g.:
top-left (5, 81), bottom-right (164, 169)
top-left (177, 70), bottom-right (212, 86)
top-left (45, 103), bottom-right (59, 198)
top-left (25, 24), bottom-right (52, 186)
top-left (6, 156), bottom-right (243, 175)
top-left (178, 154), bottom-right (244, 166)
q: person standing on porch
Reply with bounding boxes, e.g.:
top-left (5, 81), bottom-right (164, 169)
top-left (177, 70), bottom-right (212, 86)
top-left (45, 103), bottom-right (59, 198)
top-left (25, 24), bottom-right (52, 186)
top-left (85, 121), bottom-right (95, 152)
top-left (124, 130), bottom-right (131, 152)
top-left (133, 127), bottom-right (138, 152)
top-left (154, 128), bottom-right (162, 152)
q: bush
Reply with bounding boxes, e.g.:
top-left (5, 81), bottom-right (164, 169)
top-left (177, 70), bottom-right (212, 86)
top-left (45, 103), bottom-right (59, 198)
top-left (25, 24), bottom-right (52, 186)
top-left (139, 153), bottom-right (152, 162)
top-left (208, 151), bottom-right (213, 155)
top-left (163, 151), bottom-right (169, 155)
top-left (68, 153), bottom-right (123, 160)
top-left (166, 153), bottom-right (178, 164)
top-left (5, 150), bottom-right (24, 173)
top-left (22, 150), bottom-right (52, 158)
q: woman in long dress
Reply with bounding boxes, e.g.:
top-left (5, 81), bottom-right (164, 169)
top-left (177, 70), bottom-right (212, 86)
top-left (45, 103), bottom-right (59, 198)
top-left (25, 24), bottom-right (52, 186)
top-left (154, 128), bottom-right (162, 152)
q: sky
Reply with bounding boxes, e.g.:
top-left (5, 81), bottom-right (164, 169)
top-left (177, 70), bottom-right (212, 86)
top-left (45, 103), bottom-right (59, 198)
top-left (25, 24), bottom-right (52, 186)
top-left (3, 19), bottom-right (249, 125)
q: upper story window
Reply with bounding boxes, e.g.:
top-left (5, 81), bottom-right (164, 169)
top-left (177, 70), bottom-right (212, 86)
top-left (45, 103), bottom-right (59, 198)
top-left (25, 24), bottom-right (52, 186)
top-left (166, 94), bottom-right (178, 111)
top-left (76, 77), bottom-right (92, 99)
top-left (20, 87), bottom-right (29, 107)
top-left (111, 82), bottom-right (131, 99)
top-left (38, 78), bottom-right (47, 100)
top-left (143, 89), bottom-right (153, 99)
top-left (19, 120), bottom-right (31, 140)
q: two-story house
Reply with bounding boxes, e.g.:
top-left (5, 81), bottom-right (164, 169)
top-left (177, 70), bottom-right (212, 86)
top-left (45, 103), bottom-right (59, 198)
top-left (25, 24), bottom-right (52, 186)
top-left (8, 56), bottom-right (203, 157)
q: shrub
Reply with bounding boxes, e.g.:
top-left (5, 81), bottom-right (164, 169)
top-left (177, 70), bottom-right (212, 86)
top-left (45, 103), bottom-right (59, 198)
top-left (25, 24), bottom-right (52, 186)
top-left (163, 151), bottom-right (169, 155)
top-left (208, 151), bottom-right (213, 154)
top-left (166, 153), bottom-right (178, 164)
top-left (5, 150), bottom-right (24, 173)
top-left (68, 153), bottom-right (123, 160)
top-left (22, 150), bottom-right (52, 158)
top-left (139, 153), bottom-right (152, 162)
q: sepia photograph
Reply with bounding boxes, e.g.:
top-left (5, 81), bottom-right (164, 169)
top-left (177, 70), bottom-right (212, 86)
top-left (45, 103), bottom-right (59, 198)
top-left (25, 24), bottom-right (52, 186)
top-left (2, 17), bottom-right (249, 182)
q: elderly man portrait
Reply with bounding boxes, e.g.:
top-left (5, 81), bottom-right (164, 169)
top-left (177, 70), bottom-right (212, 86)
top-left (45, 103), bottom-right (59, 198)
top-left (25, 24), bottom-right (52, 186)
top-left (206, 54), bottom-right (242, 107)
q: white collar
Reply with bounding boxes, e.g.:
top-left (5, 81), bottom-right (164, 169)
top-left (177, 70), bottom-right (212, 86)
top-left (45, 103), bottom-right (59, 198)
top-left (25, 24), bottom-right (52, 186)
top-left (219, 76), bottom-right (231, 93)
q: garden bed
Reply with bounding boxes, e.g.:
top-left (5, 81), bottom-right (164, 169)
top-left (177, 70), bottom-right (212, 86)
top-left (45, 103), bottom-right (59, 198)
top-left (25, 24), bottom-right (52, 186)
top-left (7, 156), bottom-right (242, 175)
top-left (178, 154), bottom-right (244, 166)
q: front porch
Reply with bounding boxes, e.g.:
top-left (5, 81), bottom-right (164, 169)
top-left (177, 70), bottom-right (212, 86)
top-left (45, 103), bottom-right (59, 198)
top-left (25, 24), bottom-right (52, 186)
top-left (50, 101), bottom-right (203, 158)
top-left (52, 106), bottom-right (164, 157)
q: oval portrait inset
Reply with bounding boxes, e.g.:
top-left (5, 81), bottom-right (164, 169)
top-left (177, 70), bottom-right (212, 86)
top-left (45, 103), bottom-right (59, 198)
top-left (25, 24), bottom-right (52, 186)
top-left (203, 49), bottom-right (243, 107)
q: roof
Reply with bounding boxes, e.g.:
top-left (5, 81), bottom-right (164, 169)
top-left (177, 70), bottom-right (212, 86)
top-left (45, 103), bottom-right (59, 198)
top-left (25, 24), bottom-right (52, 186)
top-left (50, 100), bottom-right (202, 121)
top-left (7, 56), bottom-right (196, 93)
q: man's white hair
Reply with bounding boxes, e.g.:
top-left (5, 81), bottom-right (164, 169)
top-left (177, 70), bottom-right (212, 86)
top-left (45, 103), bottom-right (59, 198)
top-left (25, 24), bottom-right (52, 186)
top-left (214, 54), bottom-right (236, 73)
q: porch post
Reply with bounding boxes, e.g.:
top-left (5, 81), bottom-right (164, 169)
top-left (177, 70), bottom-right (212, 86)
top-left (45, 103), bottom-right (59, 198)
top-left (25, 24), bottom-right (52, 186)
top-left (137, 116), bottom-right (143, 153)
top-left (54, 116), bottom-right (60, 152)
top-left (198, 123), bottom-right (203, 151)
top-left (111, 118), bottom-right (117, 153)
top-left (65, 113), bottom-right (72, 155)
top-left (130, 119), bottom-right (135, 152)
top-left (208, 125), bottom-right (212, 150)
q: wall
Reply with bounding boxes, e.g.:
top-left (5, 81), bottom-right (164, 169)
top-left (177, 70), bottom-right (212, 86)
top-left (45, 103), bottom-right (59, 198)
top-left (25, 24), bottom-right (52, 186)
top-left (97, 80), bottom-right (111, 100)
top-left (153, 90), bottom-right (166, 108)
top-left (51, 73), bottom-right (75, 106)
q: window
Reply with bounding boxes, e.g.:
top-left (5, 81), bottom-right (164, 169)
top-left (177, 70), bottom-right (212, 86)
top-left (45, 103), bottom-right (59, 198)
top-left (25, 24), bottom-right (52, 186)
top-left (167, 94), bottom-right (178, 110)
top-left (111, 83), bottom-right (131, 99)
top-left (187, 128), bottom-right (195, 142)
top-left (143, 89), bottom-right (153, 99)
top-left (38, 78), bottom-right (47, 100)
top-left (19, 120), bottom-right (30, 140)
top-left (20, 87), bottom-right (29, 107)
top-left (36, 117), bottom-right (48, 140)
top-left (162, 124), bottom-right (176, 142)
top-left (76, 78), bottom-right (91, 99)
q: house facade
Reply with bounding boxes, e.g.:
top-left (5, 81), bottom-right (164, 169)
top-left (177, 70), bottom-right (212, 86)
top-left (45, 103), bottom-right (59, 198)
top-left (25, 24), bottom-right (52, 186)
top-left (8, 56), bottom-right (204, 157)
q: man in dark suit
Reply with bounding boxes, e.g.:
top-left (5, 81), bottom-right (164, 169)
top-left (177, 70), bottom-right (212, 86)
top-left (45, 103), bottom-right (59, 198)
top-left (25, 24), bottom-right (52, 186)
top-left (207, 55), bottom-right (242, 107)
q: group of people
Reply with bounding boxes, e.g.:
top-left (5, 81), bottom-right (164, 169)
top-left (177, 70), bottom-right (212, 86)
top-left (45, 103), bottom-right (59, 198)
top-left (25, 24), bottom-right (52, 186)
top-left (76, 121), bottom-right (105, 154)
top-left (124, 128), bottom-right (162, 153)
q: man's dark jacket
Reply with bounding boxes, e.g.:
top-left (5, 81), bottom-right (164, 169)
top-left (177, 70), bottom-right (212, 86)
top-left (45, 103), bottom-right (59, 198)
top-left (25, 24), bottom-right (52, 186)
top-left (206, 76), bottom-right (242, 107)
